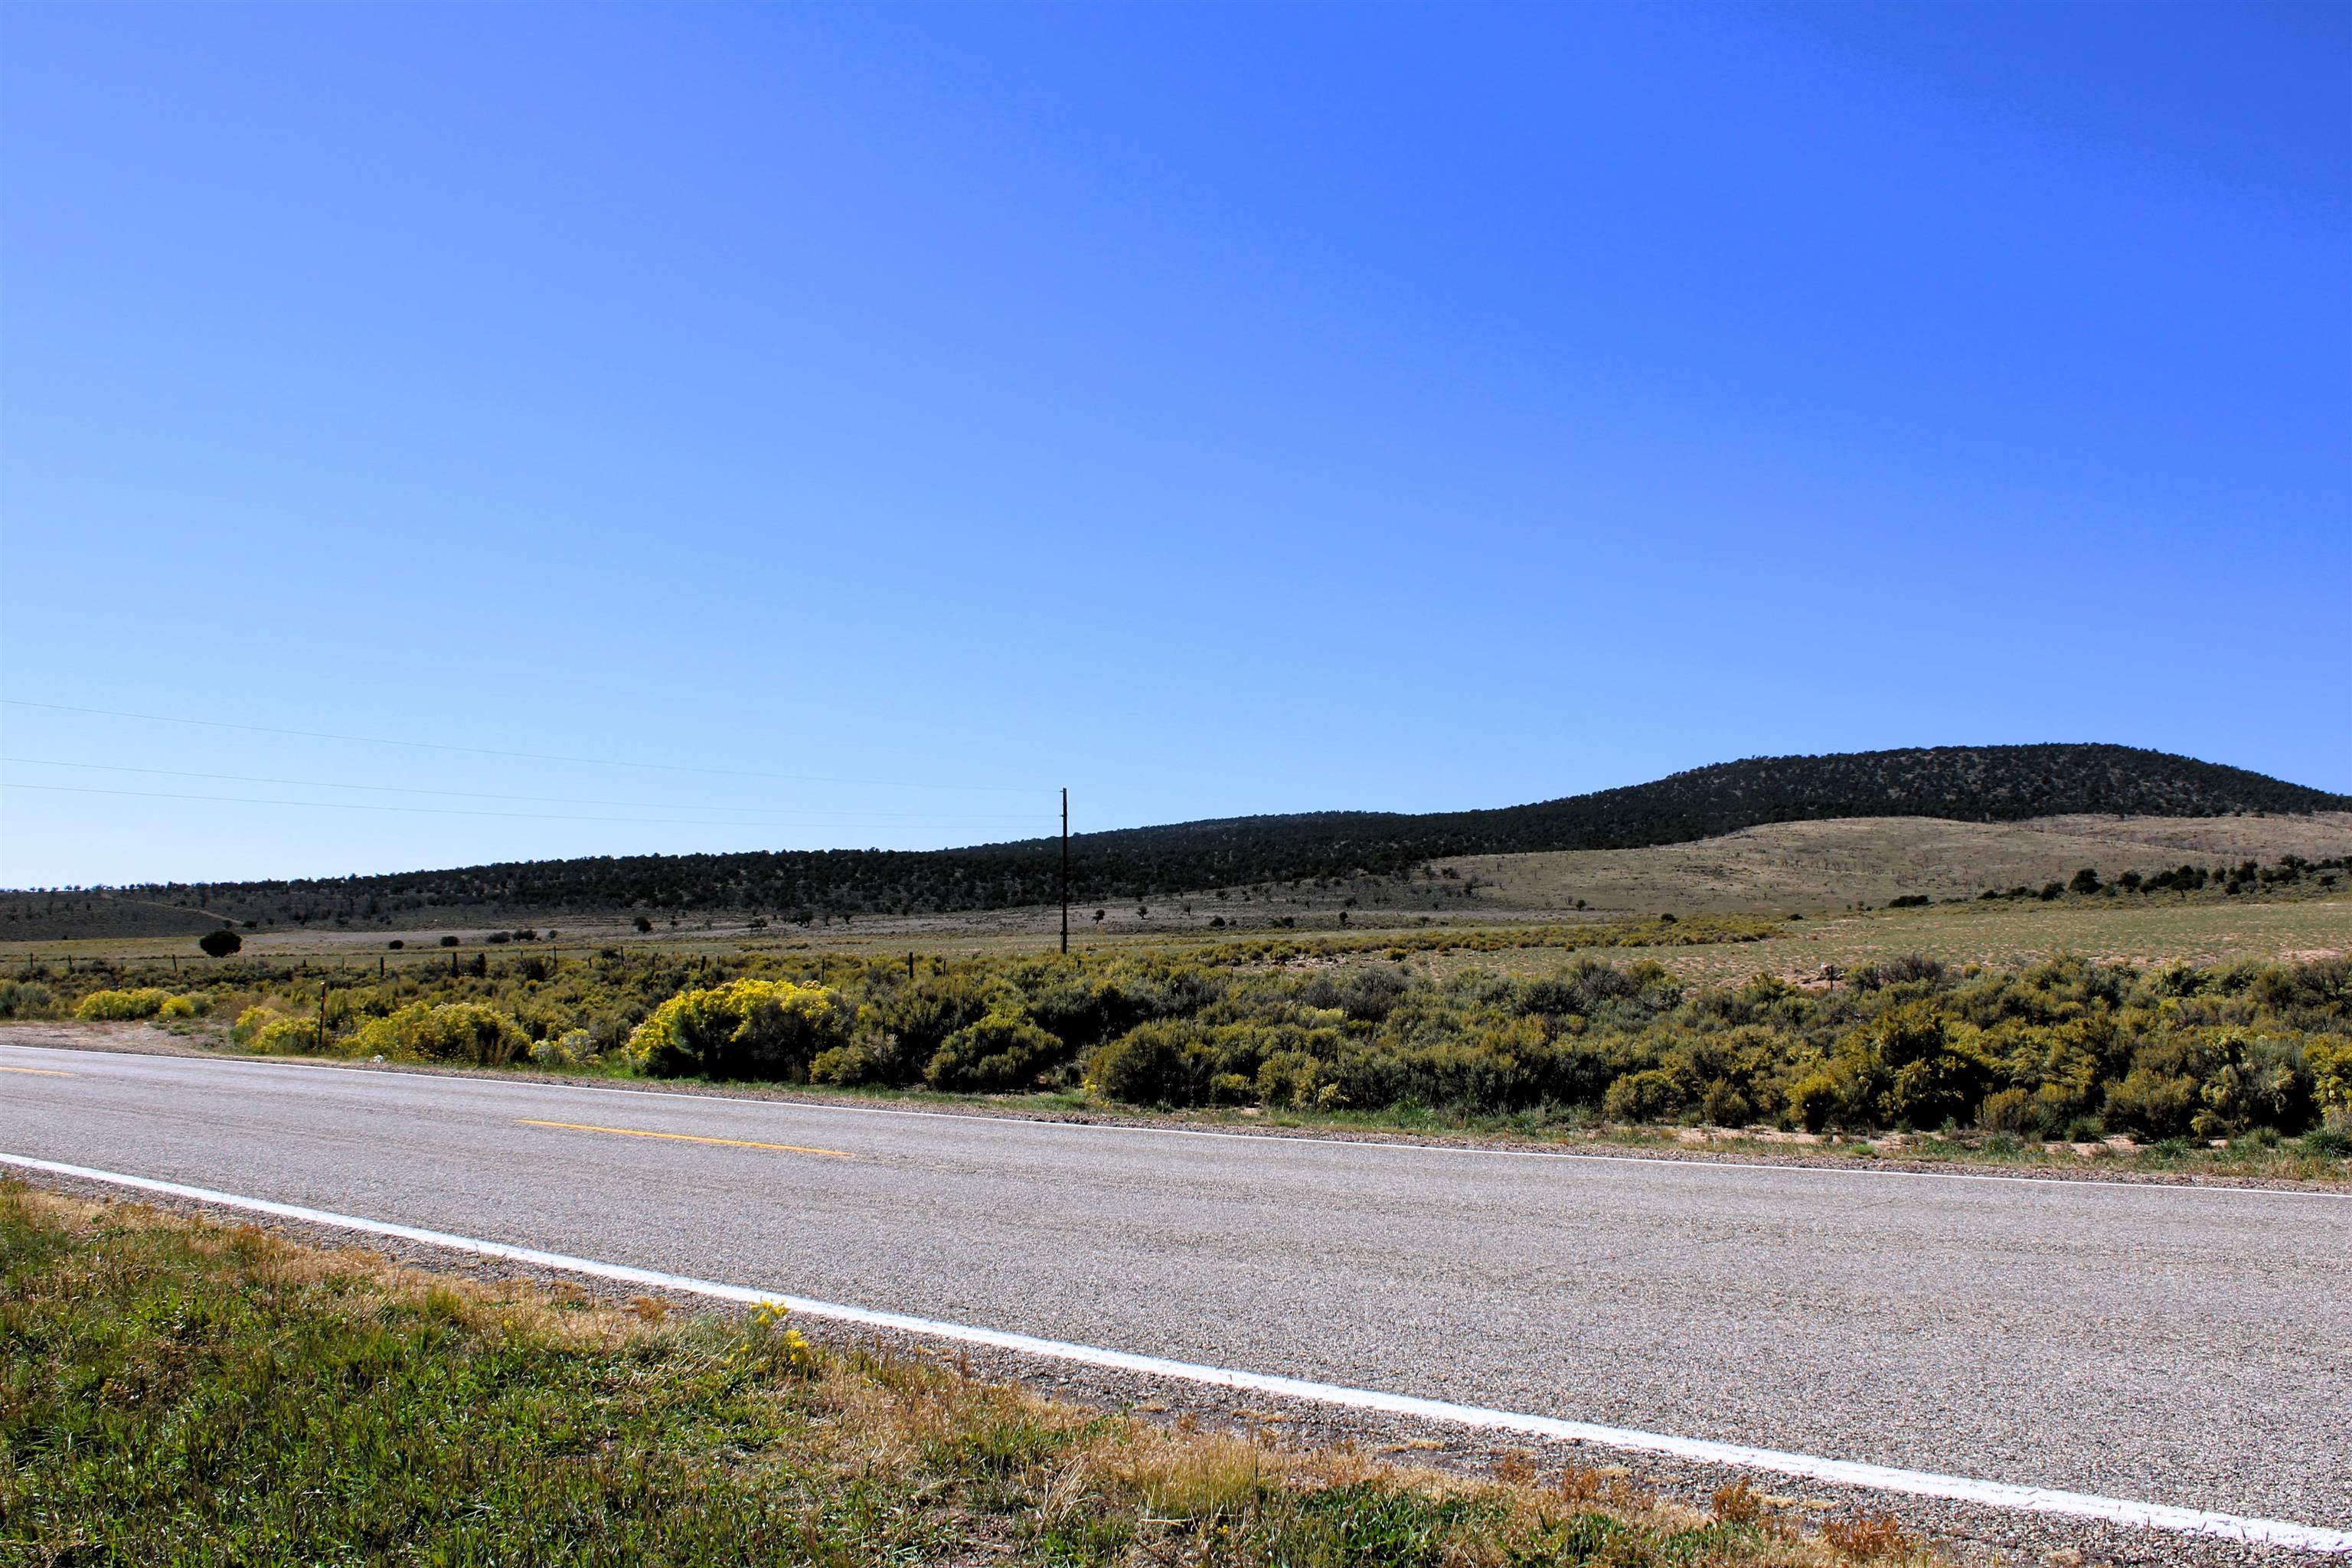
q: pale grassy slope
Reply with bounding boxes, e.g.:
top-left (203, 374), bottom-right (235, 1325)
top-left (1406, 895), bottom-right (2352, 988)
top-left (1437, 812), bottom-right (2352, 914)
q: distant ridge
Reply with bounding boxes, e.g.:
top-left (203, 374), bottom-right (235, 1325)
top-left (8, 743), bottom-right (2346, 935)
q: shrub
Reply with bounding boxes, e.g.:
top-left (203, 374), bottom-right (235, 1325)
top-left (2192, 1034), bottom-right (2317, 1136)
top-left (1603, 1068), bottom-right (1685, 1123)
top-left (1848, 954), bottom-right (1945, 992)
top-left (1978, 1086), bottom-right (2035, 1135)
top-left (33, 939), bottom-right (2348, 1142)
top-left (626, 979), bottom-right (850, 1080)
top-left (528, 1028), bottom-right (598, 1067)
top-left (74, 988), bottom-right (175, 1021)
top-left (198, 929), bottom-right (242, 958)
top-left (809, 1034), bottom-right (916, 1087)
top-left (1787, 1072), bottom-right (1841, 1133)
top-left (439, 936), bottom-right (459, 948)
top-left (352, 1002), bottom-right (531, 1066)
top-left (232, 1006), bottom-right (322, 1054)
top-left (2311, 1039), bottom-right (2352, 1120)
top-left (1325, 1015), bottom-right (1560, 1115)
top-left (1088, 1020), bottom-right (1226, 1106)
top-left (1299, 965), bottom-right (1409, 1024)
top-left (925, 1009), bottom-right (1065, 1093)
top-left (1257, 1050), bottom-right (1338, 1109)
top-left (155, 995), bottom-right (202, 1020)
top-left (874, 974), bottom-right (1002, 1067)
top-left (0, 981), bottom-right (56, 1020)
top-left (1847, 1001), bottom-right (1992, 1129)
top-left (2104, 1063), bottom-right (2200, 1140)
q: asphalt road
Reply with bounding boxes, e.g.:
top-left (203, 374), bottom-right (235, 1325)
top-left (4, 1039), bottom-right (2347, 1534)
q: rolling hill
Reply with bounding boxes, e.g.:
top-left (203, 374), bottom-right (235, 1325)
top-left (7, 743), bottom-right (2345, 938)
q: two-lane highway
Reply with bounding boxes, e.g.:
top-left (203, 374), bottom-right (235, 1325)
top-left (4, 1038), bottom-right (2347, 1541)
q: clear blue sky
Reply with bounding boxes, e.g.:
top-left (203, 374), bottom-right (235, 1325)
top-left (3, 2), bottom-right (2346, 887)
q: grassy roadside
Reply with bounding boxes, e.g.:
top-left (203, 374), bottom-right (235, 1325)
top-left (0, 1184), bottom-right (1936, 1567)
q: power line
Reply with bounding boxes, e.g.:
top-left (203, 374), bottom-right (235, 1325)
top-left (1, 782), bottom-right (1052, 835)
top-left (0, 757), bottom-right (1040, 822)
top-left (1, 699), bottom-right (1045, 794)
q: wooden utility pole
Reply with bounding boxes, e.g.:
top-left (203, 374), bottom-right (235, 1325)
top-left (1060, 787), bottom-right (1070, 956)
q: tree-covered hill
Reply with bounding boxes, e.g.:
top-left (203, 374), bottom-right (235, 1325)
top-left (9, 743), bottom-right (2346, 936)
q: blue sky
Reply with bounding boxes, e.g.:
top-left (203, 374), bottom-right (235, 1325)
top-left (2, 2), bottom-right (2345, 887)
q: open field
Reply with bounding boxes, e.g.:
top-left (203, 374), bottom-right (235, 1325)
top-left (3, 1184), bottom-right (1939, 1568)
top-left (9, 887), bottom-right (2349, 1005)
top-left (1437, 812), bottom-right (2352, 914)
top-left (1415, 891), bottom-right (2352, 987)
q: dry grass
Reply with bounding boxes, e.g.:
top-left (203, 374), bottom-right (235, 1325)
top-left (2, 1185), bottom-right (1948, 1566)
top-left (1438, 812), bottom-right (2352, 916)
top-left (1397, 892), bottom-right (2352, 987)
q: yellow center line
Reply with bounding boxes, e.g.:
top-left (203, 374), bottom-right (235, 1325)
top-left (515, 1119), bottom-right (856, 1159)
top-left (0, 1065), bottom-right (74, 1076)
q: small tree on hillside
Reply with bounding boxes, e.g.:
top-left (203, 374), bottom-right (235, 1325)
top-left (198, 928), bottom-right (242, 958)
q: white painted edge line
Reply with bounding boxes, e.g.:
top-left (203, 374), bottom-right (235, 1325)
top-left (5, 1151), bottom-right (2345, 1555)
top-left (8, 1040), bottom-right (2344, 1200)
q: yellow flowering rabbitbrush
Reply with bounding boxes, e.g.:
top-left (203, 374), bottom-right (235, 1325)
top-left (626, 978), bottom-right (851, 1080)
top-left (73, 988), bottom-right (175, 1021)
top-left (354, 1002), bottom-right (531, 1067)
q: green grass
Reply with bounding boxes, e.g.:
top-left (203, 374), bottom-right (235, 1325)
top-left (1, 1185), bottom-right (1932, 1566)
